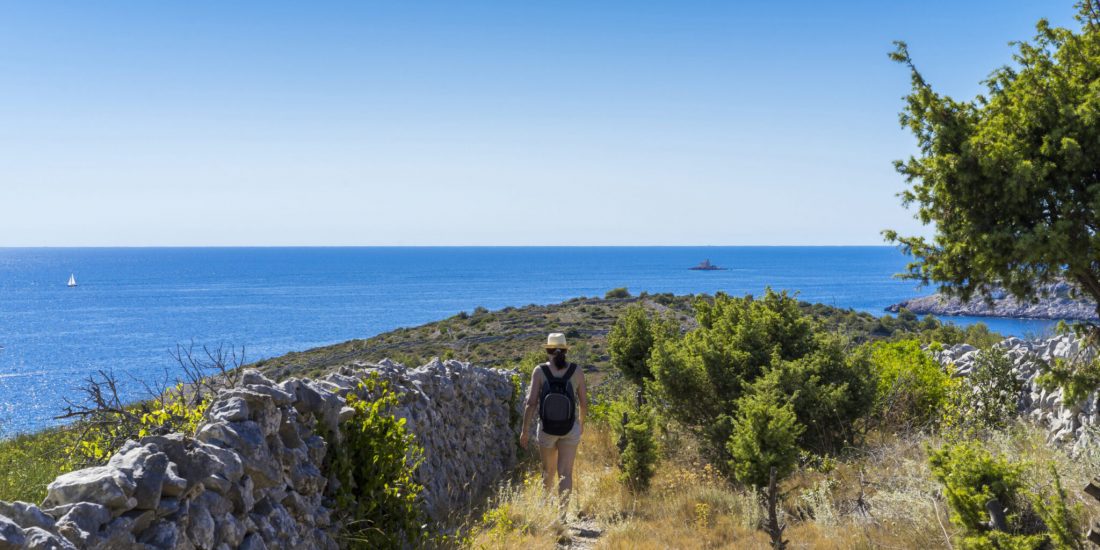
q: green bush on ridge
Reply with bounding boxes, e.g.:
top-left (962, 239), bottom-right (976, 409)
top-left (608, 303), bottom-right (677, 387)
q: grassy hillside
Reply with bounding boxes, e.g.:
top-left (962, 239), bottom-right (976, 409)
top-left (253, 291), bottom-right (996, 381)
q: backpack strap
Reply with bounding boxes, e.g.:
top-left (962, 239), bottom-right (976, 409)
top-left (539, 363), bottom-right (554, 383)
top-left (563, 363), bottom-right (577, 381)
top-left (541, 363), bottom-right (578, 383)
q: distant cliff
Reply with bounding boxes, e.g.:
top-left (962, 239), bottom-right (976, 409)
top-left (887, 281), bottom-right (1098, 321)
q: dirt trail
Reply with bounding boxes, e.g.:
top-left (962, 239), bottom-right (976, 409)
top-left (559, 515), bottom-right (604, 549)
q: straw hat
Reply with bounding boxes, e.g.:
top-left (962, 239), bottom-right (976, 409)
top-left (544, 333), bottom-right (569, 350)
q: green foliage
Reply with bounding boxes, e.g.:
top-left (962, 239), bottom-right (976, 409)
top-left (650, 289), bottom-right (815, 429)
top-left (327, 375), bottom-right (427, 549)
top-left (1036, 356), bottom-right (1100, 407)
top-left (884, 4), bottom-right (1100, 319)
top-left (867, 339), bottom-right (952, 428)
top-left (608, 304), bottom-right (676, 386)
top-left (605, 287), bottom-right (632, 299)
top-left (749, 337), bottom-right (875, 452)
top-left (616, 406), bottom-right (658, 492)
top-left (943, 347), bottom-right (1023, 438)
top-left (1029, 465), bottom-right (1085, 550)
top-left (726, 391), bottom-right (803, 490)
top-left (139, 388), bottom-right (208, 438)
top-left (650, 289), bottom-right (873, 459)
top-left (0, 427), bottom-right (80, 503)
top-left (919, 322), bottom-right (1003, 349)
top-left (71, 385), bottom-right (209, 466)
top-left (517, 350), bottom-right (546, 377)
top-left (958, 532), bottom-right (1046, 550)
top-left (928, 442), bottom-right (1041, 548)
top-left (586, 370), bottom-right (636, 427)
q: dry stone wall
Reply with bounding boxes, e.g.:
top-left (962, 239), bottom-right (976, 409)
top-left (934, 334), bottom-right (1100, 453)
top-left (0, 359), bottom-right (519, 550)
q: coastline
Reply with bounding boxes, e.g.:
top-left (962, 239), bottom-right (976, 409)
top-left (886, 281), bottom-right (1098, 322)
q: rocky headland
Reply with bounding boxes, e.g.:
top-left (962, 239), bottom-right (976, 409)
top-left (0, 359), bottom-right (518, 550)
top-left (887, 281), bottom-right (1098, 320)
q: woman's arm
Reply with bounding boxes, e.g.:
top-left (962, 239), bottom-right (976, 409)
top-left (519, 365), bottom-right (542, 448)
top-left (576, 368), bottom-right (588, 426)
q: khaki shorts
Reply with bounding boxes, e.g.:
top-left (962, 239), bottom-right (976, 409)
top-left (536, 420), bottom-right (582, 449)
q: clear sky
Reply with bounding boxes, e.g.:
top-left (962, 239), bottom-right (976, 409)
top-left (0, 1), bottom-right (1080, 246)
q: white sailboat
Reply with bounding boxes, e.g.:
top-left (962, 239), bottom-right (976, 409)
top-left (67, 273), bottom-right (77, 287)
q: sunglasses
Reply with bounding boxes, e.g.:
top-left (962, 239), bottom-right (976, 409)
top-left (546, 348), bottom-right (566, 354)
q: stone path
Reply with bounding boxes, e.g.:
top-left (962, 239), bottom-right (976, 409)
top-left (559, 515), bottom-right (603, 549)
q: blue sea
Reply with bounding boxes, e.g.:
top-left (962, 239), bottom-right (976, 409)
top-left (0, 247), bottom-right (1056, 437)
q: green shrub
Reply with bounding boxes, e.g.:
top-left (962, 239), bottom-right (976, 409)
top-left (1029, 465), bottom-right (1085, 550)
top-left (70, 383), bottom-right (209, 467)
top-left (867, 339), bottom-right (952, 428)
top-left (919, 322), bottom-right (1002, 349)
top-left (649, 289), bottom-right (815, 429)
top-left (927, 442), bottom-right (1043, 549)
top-left (650, 289), bottom-right (873, 460)
top-left (943, 347), bottom-right (1023, 437)
top-left (749, 337), bottom-right (875, 452)
top-left (586, 371), bottom-right (635, 426)
top-left (327, 376), bottom-right (427, 549)
top-left (605, 287), bottom-right (631, 299)
top-left (608, 304), bottom-right (676, 387)
top-left (616, 406), bottom-right (658, 492)
top-left (726, 391), bottom-right (803, 489)
top-left (1036, 356), bottom-right (1100, 407)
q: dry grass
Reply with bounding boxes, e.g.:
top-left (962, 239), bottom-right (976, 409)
top-left (465, 473), bottom-right (569, 549)
top-left (464, 419), bottom-right (1100, 549)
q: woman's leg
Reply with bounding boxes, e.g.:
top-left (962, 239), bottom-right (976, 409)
top-left (539, 444), bottom-right (558, 493)
top-left (556, 440), bottom-right (579, 501)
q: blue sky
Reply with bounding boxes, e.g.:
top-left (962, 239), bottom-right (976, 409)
top-left (0, 1), bottom-right (1079, 245)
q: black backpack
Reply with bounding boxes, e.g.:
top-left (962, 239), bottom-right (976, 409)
top-left (539, 363), bottom-right (577, 436)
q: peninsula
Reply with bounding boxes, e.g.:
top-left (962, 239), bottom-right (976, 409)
top-left (887, 281), bottom-right (1098, 321)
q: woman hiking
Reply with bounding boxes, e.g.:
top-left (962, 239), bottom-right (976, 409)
top-left (520, 333), bottom-right (588, 502)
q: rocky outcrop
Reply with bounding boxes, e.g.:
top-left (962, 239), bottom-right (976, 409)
top-left (934, 334), bottom-right (1100, 453)
top-left (0, 359), bottom-right (519, 549)
top-left (887, 281), bottom-right (1098, 320)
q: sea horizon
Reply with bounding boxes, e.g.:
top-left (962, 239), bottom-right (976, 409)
top-left (0, 244), bottom-right (907, 249)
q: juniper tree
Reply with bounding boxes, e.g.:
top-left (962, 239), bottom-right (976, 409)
top-left (885, 1), bottom-right (1100, 325)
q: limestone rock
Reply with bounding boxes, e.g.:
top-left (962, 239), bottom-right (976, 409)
top-left (107, 442), bottom-right (169, 510)
top-left (54, 503), bottom-right (110, 546)
top-left (239, 532), bottom-right (267, 550)
top-left (137, 520), bottom-right (180, 549)
top-left (44, 466), bottom-right (136, 512)
top-left (195, 421), bottom-right (280, 489)
top-left (0, 515), bottom-right (25, 550)
top-left (0, 502), bottom-right (54, 531)
top-left (22, 526), bottom-right (75, 550)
